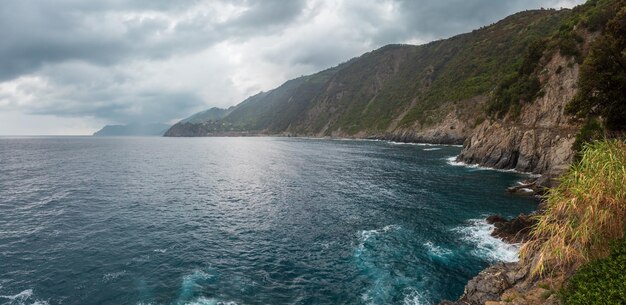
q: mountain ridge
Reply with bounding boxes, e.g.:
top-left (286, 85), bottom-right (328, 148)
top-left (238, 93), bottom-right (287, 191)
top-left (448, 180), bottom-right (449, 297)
top-left (166, 8), bottom-right (567, 140)
top-left (93, 123), bottom-right (171, 136)
top-left (166, 0), bottom-right (625, 176)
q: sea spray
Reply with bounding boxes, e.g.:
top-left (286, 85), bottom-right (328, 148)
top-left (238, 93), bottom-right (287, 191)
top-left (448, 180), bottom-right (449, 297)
top-left (454, 219), bottom-right (521, 263)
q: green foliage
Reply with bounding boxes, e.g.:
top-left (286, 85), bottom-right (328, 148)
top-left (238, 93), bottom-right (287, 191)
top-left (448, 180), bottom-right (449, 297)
top-left (487, 73), bottom-right (541, 118)
top-left (560, 238), bottom-right (626, 305)
top-left (486, 0), bottom-right (626, 119)
top-left (577, 0), bottom-right (625, 31)
top-left (521, 140), bottom-right (626, 276)
top-left (572, 118), bottom-right (605, 153)
top-left (401, 10), bottom-right (565, 126)
top-left (486, 38), bottom-right (545, 118)
top-left (567, 6), bottom-right (626, 131)
top-left (171, 0), bottom-right (626, 137)
top-left (555, 31), bottom-right (583, 59)
top-left (549, 0), bottom-right (624, 60)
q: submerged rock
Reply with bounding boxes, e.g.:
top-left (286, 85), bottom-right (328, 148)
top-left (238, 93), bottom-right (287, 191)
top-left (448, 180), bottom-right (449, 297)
top-left (507, 182), bottom-right (537, 196)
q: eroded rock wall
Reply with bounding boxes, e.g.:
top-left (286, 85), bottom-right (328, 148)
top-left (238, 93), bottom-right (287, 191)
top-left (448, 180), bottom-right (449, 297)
top-left (458, 53), bottom-right (581, 176)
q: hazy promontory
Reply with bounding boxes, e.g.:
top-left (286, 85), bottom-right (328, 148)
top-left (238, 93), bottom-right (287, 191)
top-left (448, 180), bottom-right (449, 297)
top-left (93, 123), bottom-right (171, 136)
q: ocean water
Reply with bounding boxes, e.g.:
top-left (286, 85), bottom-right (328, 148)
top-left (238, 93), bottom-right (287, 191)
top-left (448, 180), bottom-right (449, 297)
top-left (0, 137), bottom-right (537, 305)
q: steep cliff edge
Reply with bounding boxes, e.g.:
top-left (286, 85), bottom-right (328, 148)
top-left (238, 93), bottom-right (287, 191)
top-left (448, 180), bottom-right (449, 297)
top-left (457, 52), bottom-right (581, 176)
top-left (457, 0), bottom-right (626, 176)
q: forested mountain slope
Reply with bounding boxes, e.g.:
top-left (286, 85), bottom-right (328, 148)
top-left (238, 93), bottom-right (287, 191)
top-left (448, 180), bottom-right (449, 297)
top-left (166, 9), bottom-right (567, 141)
top-left (166, 0), bottom-right (626, 175)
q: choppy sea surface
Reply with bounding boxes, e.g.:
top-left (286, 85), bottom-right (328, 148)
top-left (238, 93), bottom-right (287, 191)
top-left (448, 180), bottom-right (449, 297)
top-left (0, 137), bottom-right (537, 305)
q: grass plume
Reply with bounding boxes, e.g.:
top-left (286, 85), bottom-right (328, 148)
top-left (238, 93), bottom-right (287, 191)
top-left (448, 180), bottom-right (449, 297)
top-left (521, 139), bottom-right (626, 276)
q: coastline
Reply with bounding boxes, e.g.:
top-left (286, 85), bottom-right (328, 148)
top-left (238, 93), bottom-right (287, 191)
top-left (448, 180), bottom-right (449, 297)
top-left (437, 158), bottom-right (562, 305)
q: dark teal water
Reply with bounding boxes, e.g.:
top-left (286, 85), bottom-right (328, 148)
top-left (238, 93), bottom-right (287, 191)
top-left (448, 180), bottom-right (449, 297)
top-left (0, 137), bottom-right (536, 305)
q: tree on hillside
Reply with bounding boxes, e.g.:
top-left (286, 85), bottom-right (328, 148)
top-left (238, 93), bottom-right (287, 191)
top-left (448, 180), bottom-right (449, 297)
top-left (567, 7), bottom-right (626, 131)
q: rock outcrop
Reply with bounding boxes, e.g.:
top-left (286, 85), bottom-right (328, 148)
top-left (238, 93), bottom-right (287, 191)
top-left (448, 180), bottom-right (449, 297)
top-left (379, 98), bottom-right (486, 145)
top-left (487, 214), bottom-right (536, 244)
top-left (439, 211), bottom-right (564, 305)
top-left (440, 261), bottom-right (563, 305)
top-left (457, 53), bottom-right (582, 176)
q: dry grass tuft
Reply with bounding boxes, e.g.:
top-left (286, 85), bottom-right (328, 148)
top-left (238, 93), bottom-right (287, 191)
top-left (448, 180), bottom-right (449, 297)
top-left (521, 139), bottom-right (626, 276)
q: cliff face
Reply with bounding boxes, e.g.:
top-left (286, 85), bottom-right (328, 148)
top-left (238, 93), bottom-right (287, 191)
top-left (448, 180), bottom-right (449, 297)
top-left (457, 53), bottom-right (582, 176)
top-left (376, 97), bottom-right (487, 145)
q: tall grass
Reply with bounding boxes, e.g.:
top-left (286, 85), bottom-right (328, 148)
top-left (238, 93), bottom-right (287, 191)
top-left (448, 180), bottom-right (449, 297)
top-left (521, 139), bottom-right (626, 276)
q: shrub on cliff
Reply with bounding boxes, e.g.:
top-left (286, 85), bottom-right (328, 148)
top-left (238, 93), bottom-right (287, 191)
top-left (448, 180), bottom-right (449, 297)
top-left (560, 238), bottom-right (626, 304)
top-left (521, 140), bottom-right (626, 275)
top-left (572, 118), bottom-right (604, 154)
top-left (566, 5), bottom-right (626, 131)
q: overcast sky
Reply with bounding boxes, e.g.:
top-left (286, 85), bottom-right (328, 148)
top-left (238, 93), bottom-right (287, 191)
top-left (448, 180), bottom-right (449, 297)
top-left (0, 0), bottom-right (584, 135)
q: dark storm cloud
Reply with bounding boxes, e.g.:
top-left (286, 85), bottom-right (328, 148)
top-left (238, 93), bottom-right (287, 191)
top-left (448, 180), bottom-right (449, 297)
top-left (0, 0), bottom-right (311, 81)
top-left (0, 1), bottom-right (211, 81)
top-left (227, 0), bottom-right (307, 30)
top-left (0, 0), bottom-right (583, 129)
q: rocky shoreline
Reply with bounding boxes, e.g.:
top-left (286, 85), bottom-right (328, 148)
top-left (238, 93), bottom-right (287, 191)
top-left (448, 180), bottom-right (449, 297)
top-left (438, 176), bottom-right (563, 305)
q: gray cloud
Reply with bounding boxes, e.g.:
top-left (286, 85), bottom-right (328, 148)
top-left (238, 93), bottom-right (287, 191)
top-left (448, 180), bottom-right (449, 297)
top-left (0, 0), bottom-right (584, 132)
top-left (228, 0), bottom-right (307, 30)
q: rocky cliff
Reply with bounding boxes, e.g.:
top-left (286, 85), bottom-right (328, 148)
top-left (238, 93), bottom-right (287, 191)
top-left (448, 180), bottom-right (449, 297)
top-left (457, 52), bottom-right (582, 176)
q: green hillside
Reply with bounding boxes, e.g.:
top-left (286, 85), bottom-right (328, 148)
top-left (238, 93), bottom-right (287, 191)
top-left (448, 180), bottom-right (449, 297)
top-left (165, 0), bottom-right (625, 138)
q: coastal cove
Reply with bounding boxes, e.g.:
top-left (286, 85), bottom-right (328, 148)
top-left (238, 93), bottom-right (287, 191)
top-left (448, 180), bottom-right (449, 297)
top-left (0, 137), bottom-right (537, 305)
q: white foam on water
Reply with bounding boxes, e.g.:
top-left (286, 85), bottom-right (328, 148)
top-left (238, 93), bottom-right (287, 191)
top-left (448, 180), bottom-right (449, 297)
top-left (184, 297), bottom-right (238, 305)
top-left (454, 219), bottom-right (520, 263)
top-left (153, 248), bottom-right (167, 253)
top-left (388, 141), bottom-right (462, 147)
top-left (176, 269), bottom-right (220, 304)
top-left (0, 289), bottom-right (49, 305)
top-left (357, 225), bottom-right (400, 246)
top-left (403, 289), bottom-right (429, 305)
top-left (445, 156), bottom-right (540, 176)
top-left (422, 148), bottom-right (441, 151)
top-left (423, 241), bottom-right (452, 257)
top-left (445, 156), bottom-right (513, 172)
top-left (297, 136), bottom-right (464, 148)
top-left (0, 289), bottom-right (33, 301)
top-left (181, 270), bottom-right (216, 289)
top-left (355, 224), bottom-right (404, 305)
top-left (103, 270), bottom-right (127, 282)
top-left (445, 156), bottom-right (469, 167)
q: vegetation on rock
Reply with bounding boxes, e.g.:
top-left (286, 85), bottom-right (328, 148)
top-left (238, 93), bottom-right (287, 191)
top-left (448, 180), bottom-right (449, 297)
top-left (166, 9), bottom-right (570, 137)
top-left (567, 3), bottom-right (626, 132)
top-left (521, 140), bottom-right (626, 276)
top-left (560, 237), bottom-right (626, 305)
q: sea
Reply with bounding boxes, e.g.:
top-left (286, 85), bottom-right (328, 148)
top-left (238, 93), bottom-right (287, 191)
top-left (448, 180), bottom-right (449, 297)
top-left (0, 137), bottom-right (537, 305)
